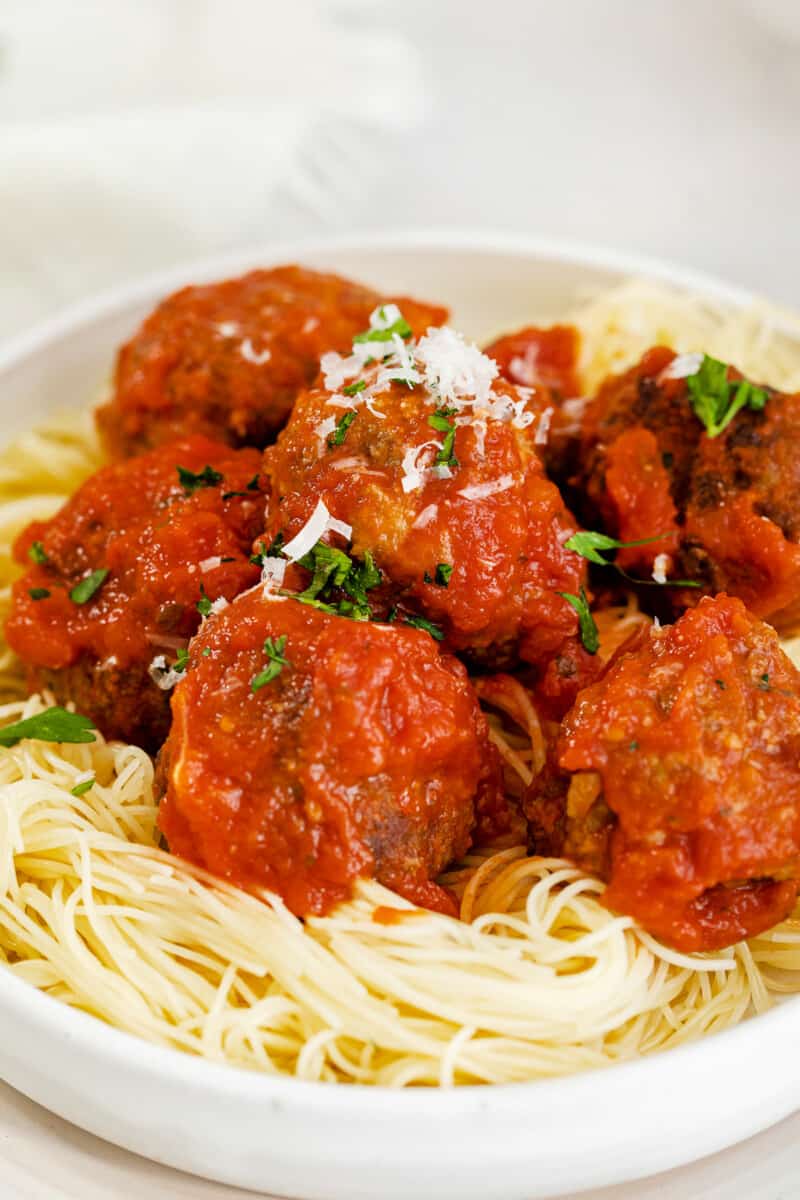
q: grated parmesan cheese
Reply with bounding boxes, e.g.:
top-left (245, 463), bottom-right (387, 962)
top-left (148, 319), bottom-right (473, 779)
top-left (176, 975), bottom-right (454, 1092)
top-left (659, 352), bottom-right (704, 381)
top-left (261, 557), bottom-right (286, 590)
top-left (199, 556), bottom-right (222, 573)
top-left (535, 407), bottom-right (554, 446)
top-left (282, 500), bottom-right (352, 561)
top-left (240, 338), bottom-right (271, 365)
top-left (457, 474), bottom-right (515, 501)
top-left (652, 553), bottom-right (669, 585)
top-left (148, 655), bottom-right (183, 691)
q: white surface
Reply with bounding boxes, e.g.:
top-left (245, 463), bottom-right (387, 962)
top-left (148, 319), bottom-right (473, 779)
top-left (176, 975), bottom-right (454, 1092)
top-left (4, 1079), bottom-right (800, 1200)
top-left (0, 234), bottom-right (799, 1200)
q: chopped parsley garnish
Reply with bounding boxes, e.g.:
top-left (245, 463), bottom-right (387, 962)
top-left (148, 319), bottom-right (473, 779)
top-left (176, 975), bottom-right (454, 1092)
top-left (353, 314), bottom-right (412, 344)
top-left (402, 613), bottom-right (445, 641)
top-left (267, 532), bottom-right (285, 557)
top-left (251, 635), bottom-right (290, 692)
top-left (343, 380), bottom-right (366, 397)
top-left (328, 410), bottom-right (357, 449)
top-left (424, 563), bottom-right (453, 588)
top-left (758, 673), bottom-right (771, 691)
top-left (686, 355), bottom-right (768, 439)
top-left (29, 587), bottom-right (50, 601)
top-left (564, 531), bottom-right (700, 589)
top-left (0, 707), bottom-right (96, 748)
top-left (28, 541), bottom-right (48, 566)
top-left (557, 587), bottom-right (599, 655)
top-left (293, 543), bottom-right (381, 621)
top-left (177, 464), bottom-right (224, 494)
top-left (222, 474), bottom-right (261, 500)
top-left (629, 740), bottom-right (639, 751)
top-left (715, 678), bottom-right (726, 690)
top-left (196, 585), bottom-right (213, 617)
top-left (428, 407), bottom-right (459, 469)
top-left (201, 646), bottom-right (211, 657)
top-left (71, 777), bottom-right (95, 797)
top-left (175, 646), bottom-right (190, 673)
top-left (70, 568), bottom-right (109, 605)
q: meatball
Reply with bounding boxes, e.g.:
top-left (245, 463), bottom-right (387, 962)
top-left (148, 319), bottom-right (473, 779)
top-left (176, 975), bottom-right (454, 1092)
top-left (157, 590), bottom-right (502, 916)
top-left (575, 346), bottom-right (800, 628)
top-left (524, 595), bottom-right (800, 950)
top-left (5, 436), bottom-right (264, 750)
top-left (484, 323), bottom-right (583, 479)
top-left (97, 266), bottom-right (447, 458)
top-left (263, 316), bottom-right (586, 669)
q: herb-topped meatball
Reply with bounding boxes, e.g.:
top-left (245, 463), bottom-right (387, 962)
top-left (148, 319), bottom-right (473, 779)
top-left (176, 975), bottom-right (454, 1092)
top-left (97, 266), bottom-right (447, 458)
top-left (574, 347), bottom-right (800, 628)
top-left (6, 436), bottom-right (264, 750)
top-left (262, 307), bottom-right (587, 670)
top-left (157, 589), bottom-right (503, 916)
top-left (524, 595), bottom-right (800, 951)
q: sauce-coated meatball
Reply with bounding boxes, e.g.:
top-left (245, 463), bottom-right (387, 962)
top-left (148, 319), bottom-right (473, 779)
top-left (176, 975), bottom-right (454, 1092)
top-left (524, 595), bottom-right (800, 950)
top-left (575, 346), bottom-right (800, 628)
top-left (484, 324), bottom-right (583, 480)
top-left (264, 317), bottom-right (586, 669)
top-left (97, 266), bottom-right (447, 458)
top-left (157, 591), bottom-right (502, 916)
top-left (6, 436), bottom-right (264, 749)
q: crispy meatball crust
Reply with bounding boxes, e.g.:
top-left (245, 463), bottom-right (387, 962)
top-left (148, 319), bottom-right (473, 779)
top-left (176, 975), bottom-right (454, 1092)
top-left (97, 266), bottom-right (447, 458)
top-left (524, 595), bottom-right (800, 951)
top-left (157, 591), bottom-right (503, 916)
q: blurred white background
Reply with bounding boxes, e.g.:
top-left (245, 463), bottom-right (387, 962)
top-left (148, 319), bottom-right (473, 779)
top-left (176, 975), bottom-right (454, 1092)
top-left (0, 0), bottom-right (799, 340)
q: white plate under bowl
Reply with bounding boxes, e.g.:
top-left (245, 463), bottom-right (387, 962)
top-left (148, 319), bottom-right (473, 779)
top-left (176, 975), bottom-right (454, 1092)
top-left (0, 233), bottom-right (797, 1200)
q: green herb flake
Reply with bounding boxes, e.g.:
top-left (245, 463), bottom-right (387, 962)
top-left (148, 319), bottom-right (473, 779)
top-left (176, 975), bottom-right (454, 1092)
top-left (175, 647), bottom-right (190, 673)
top-left (28, 541), bottom-right (48, 566)
top-left (0, 707), bottom-right (96, 748)
top-left (29, 587), bottom-right (50, 601)
top-left (715, 678), bottom-right (726, 690)
top-left (251, 635), bottom-right (290, 692)
top-left (327, 410), bottom-right (357, 449)
top-left (288, 543), bottom-right (381, 622)
top-left (428, 407), bottom-right (459, 469)
top-left (201, 646), bottom-right (211, 657)
top-left (71, 777), bottom-right (95, 797)
top-left (196, 585), bottom-right (213, 618)
top-left (425, 563), bottom-right (453, 588)
top-left (557, 586), bottom-right (599, 655)
top-left (758, 673), bottom-right (771, 691)
top-left (629, 740), bottom-right (639, 751)
top-left (564, 530), bottom-right (700, 589)
top-left (177, 464), bottom-right (224, 495)
top-left (343, 380), bottom-right (367, 397)
top-left (403, 613), bottom-right (445, 641)
top-left (70, 569), bottom-right (109, 605)
top-left (353, 315), bottom-right (412, 345)
top-left (686, 355), bottom-right (769, 439)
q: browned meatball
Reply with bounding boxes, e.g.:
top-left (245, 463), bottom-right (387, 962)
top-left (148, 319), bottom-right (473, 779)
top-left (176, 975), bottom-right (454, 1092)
top-left (158, 589), bottom-right (503, 916)
top-left (262, 315), bottom-right (586, 671)
top-left (574, 346), bottom-right (800, 629)
top-left (97, 266), bottom-right (447, 458)
top-left (5, 436), bottom-right (264, 750)
top-left (524, 595), bottom-right (800, 951)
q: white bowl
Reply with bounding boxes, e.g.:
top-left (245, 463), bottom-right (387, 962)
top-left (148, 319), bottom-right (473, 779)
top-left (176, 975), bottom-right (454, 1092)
top-left (0, 233), bottom-right (797, 1200)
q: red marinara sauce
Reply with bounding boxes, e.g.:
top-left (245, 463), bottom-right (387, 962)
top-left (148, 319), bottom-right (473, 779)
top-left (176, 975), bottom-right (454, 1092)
top-left (6, 435), bottom-right (264, 749)
top-left (97, 266), bottom-right (447, 458)
top-left (484, 323), bottom-right (582, 477)
top-left (524, 595), bottom-right (800, 951)
top-left (158, 592), bottom-right (502, 917)
top-left (264, 371), bottom-right (586, 671)
top-left (575, 346), bottom-right (800, 627)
